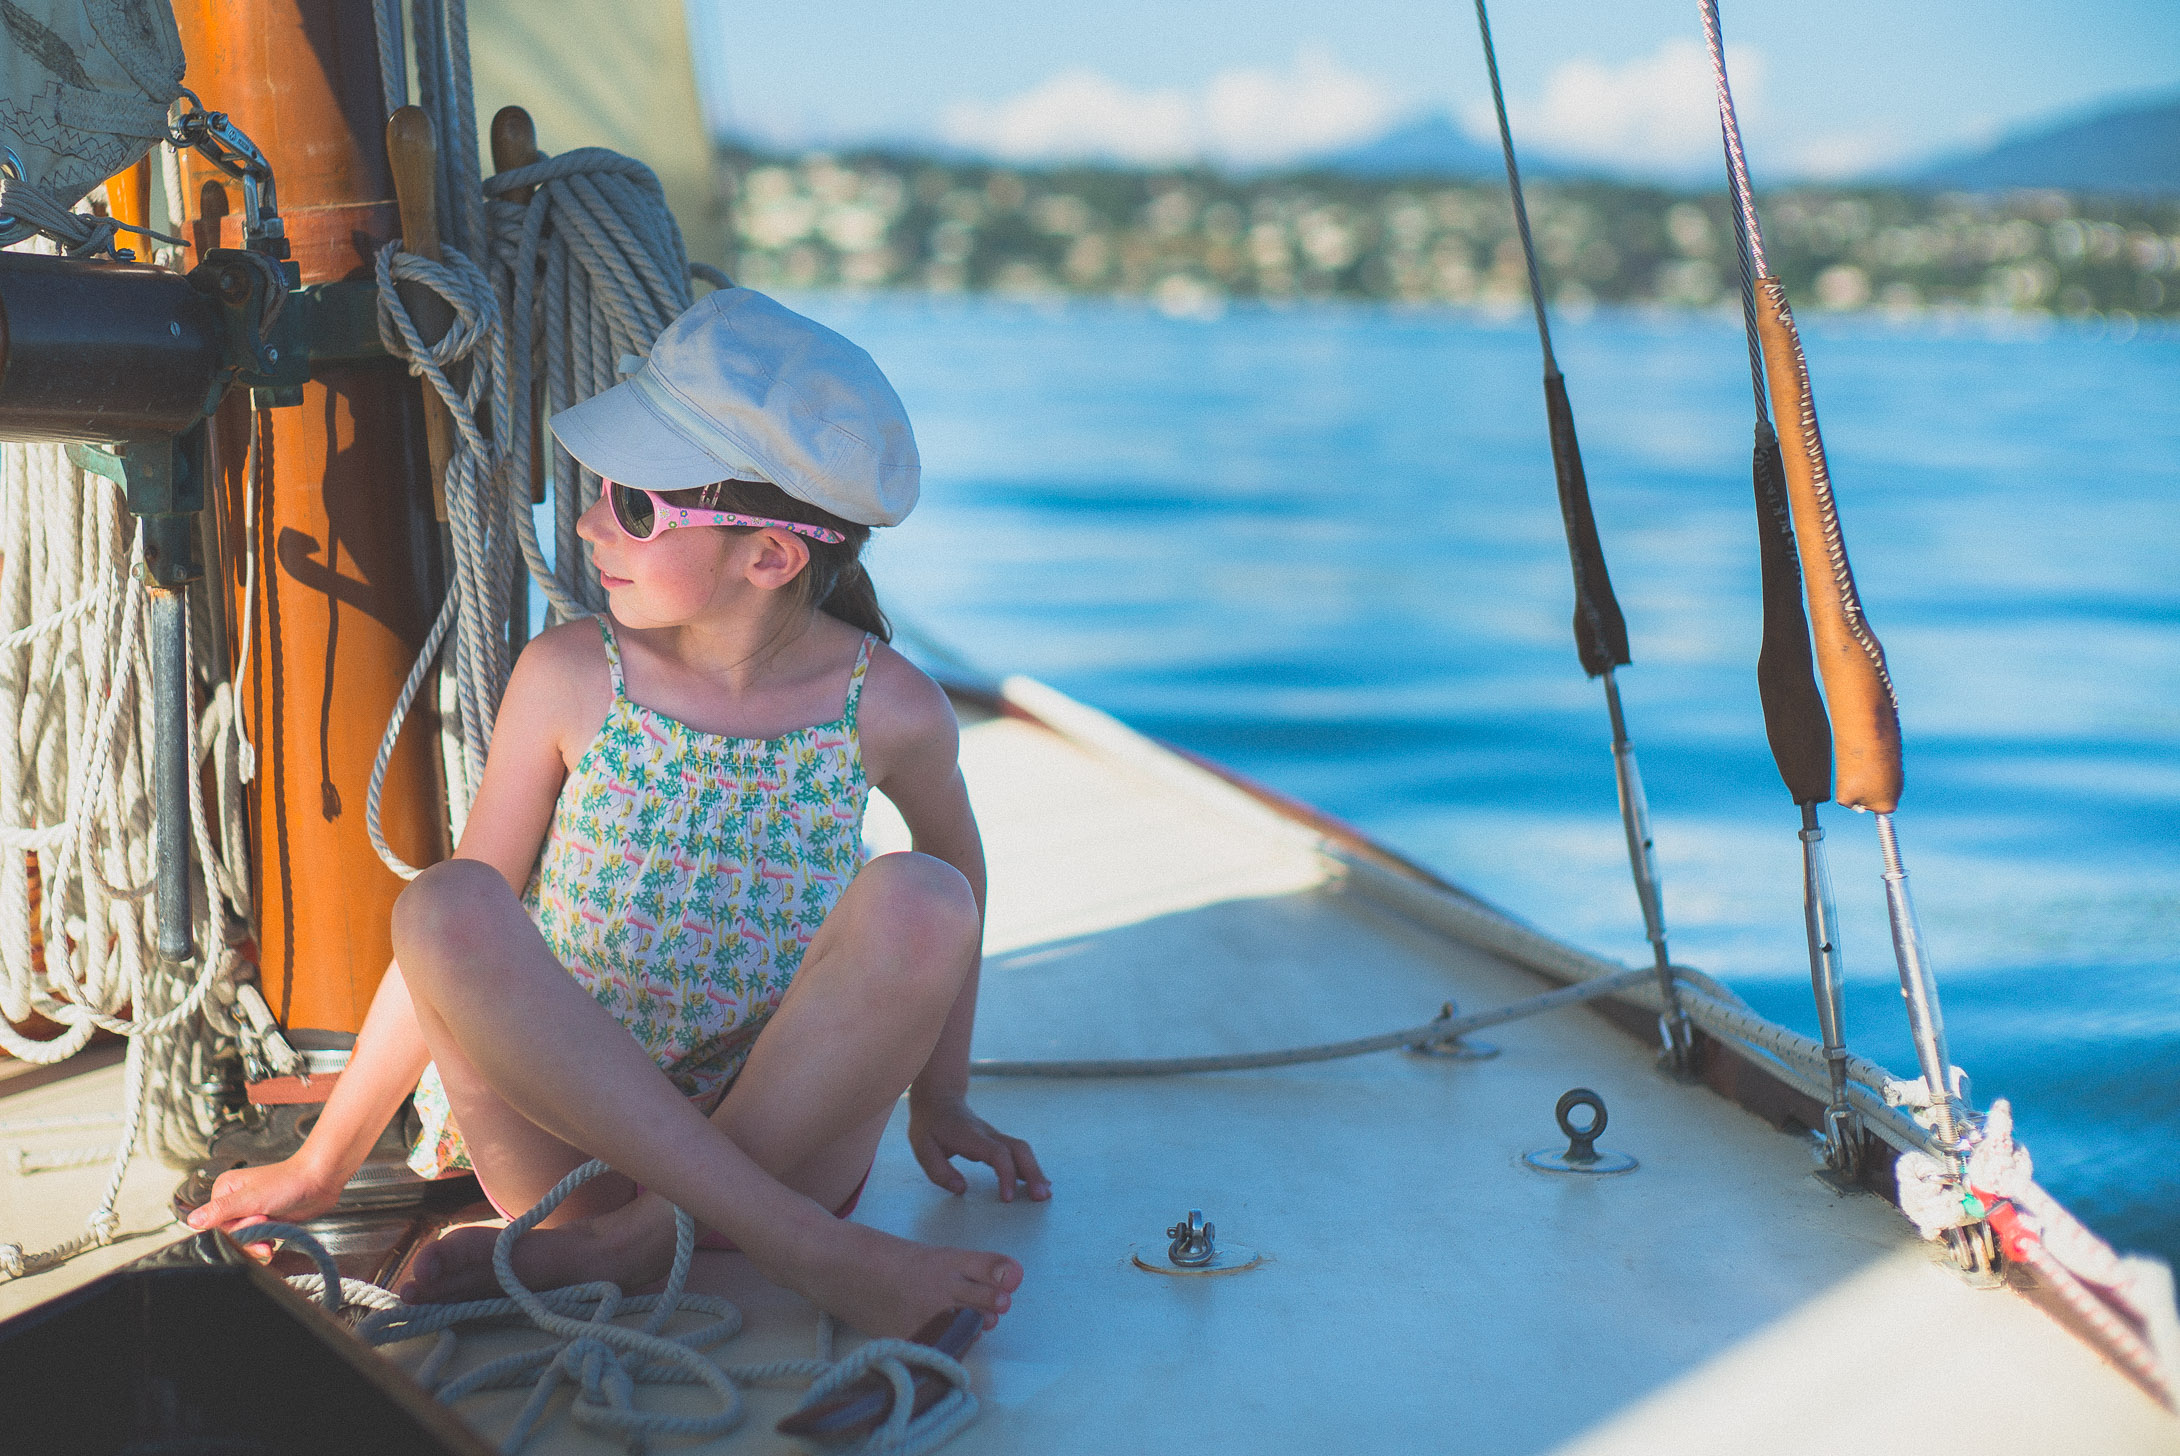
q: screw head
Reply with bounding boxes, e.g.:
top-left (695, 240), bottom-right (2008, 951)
top-left (264, 346), bottom-right (279, 361)
top-left (168, 321), bottom-right (181, 337)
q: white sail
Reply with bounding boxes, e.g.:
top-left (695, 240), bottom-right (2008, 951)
top-left (465, 0), bottom-right (725, 269)
top-left (0, 0), bottom-right (182, 204)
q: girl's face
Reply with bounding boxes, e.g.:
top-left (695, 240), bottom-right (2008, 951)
top-left (575, 492), bottom-right (809, 629)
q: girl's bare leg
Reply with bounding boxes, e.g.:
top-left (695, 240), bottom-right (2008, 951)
top-left (389, 854), bottom-right (1018, 1335)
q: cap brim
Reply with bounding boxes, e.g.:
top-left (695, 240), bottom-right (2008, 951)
top-left (548, 379), bottom-right (768, 491)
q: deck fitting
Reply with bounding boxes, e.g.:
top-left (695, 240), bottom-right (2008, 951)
top-left (1131, 1208), bottom-right (1264, 1276)
top-left (1405, 1001), bottom-right (1501, 1060)
top-left (1524, 1087), bottom-right (1638, 1175)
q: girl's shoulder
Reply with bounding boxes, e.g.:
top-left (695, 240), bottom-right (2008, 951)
top-left (517, 615), bottom-right (616, 692)
top-left (506, 616), bottom-right (617, 757)
top-left (852, 636), bottom-right (959, 784)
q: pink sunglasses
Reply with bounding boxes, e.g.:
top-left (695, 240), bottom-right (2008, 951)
top-left (604, 481), bottom-right (847, 544)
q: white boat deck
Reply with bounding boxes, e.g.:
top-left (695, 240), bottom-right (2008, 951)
top-left (1, 689), bottom-right (2173, 1454)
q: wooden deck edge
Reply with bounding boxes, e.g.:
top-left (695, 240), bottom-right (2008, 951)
top-left (0, 1041), bottom-right (126, 1100)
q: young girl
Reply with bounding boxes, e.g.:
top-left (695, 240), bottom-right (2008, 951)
top-left (188, 288), bottom-right (1047, 1337)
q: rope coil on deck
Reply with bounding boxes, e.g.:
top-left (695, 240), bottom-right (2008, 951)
top-left (1, 334), bottom-right (275, 1276)
top-left (259, 1161), bottom-right (977, 1455)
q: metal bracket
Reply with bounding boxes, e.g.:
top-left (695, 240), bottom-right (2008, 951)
top-left (1405, 1000), bottom-right (1501, 1061)
top-left (187, 254), bottom-right (388, 409)
top-left (1131, 1208), bottom-right (1263, 1276)
top-left (1166, 1210), bottom-right (1216, 1267)
top-left (1525, 1088), bottom-right (1638, 1175)
top-left (168, 90), bottom-right (287, 260)
top-left (68, 434), bottom-right (207, 589)
top-left (64, 432), bottom-right (207, 963)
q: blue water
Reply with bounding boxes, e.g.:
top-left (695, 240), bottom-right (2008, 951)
top-left (791, 293), bottom-right (2180, 1266)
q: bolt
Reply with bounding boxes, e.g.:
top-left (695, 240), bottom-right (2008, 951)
top-left (264, 347), bottom-right (279, 362)
top-left (168, 321), bottom-right (181, 337)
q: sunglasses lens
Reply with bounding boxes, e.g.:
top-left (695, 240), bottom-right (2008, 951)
top-left (609, 483), bottom-right (655, 539)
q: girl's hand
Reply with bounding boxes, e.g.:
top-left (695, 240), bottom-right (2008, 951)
top-left (185, 1154), bottom-right (344, 1241)
top-left (908, 1090), bottom-right (1050, 1203)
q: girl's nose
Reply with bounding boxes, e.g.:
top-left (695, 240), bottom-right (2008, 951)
top-left (575, 494), bottom-right (615, 544)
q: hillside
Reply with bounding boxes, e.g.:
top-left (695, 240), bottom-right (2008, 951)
top-left (720, 146), bottom-right (2180, 318)
top-left (1915, 94), bottom-right (2180, 195)
top-left (1311, 113), bottom-right (1519, 181)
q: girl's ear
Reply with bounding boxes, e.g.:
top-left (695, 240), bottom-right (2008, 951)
top-left (740, 528), bottom-right (811, 591)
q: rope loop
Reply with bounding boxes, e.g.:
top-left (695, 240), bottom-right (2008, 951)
top-left (0, 173), bottom-right (183, 258)
top-left (329, 1160), bottom-right (978, 1454)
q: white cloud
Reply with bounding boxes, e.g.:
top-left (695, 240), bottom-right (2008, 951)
top-left (1466, 39), bottom-right (1764, 178)
top-left (941, 70), bottom-right (1197, 167)
top-left (939, 47), bottom-right (1397, 169)
top-left (1201, 48), bottom-right (1398, 167)
top-left (1795, 131), bottom-right (1904, 181)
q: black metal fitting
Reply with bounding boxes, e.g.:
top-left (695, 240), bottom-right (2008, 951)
top-left (0, 253), bottom-right (226, 440)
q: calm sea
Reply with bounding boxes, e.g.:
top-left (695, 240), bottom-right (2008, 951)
top-left (791, 291), bottom-right (2180, 1266)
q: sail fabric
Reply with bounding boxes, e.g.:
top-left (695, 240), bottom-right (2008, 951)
top-left (0, 0), bottom-right (183, 216)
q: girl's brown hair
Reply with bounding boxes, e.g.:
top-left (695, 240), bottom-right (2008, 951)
top-left (664, 478), bottom-right (891, 642)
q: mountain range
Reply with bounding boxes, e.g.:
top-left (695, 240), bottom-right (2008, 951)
top-left (1908, 94), bottom-right (2180, 193)
top-left (1310, 92), bottom-right (2180, 194)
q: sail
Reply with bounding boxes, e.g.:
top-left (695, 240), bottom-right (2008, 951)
top-left (465, 0), bottom-right (725, 269)
top-left (0, 0), bottom-right (183, 209)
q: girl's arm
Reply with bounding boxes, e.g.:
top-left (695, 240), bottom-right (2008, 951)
top-left (189, 623), bottom-right (601, 1231)
top-left (862, 649), bottom-right (1049, 1202)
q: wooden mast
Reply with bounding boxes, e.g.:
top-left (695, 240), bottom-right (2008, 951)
top-left (171, 0), bottom-right (450, 1037)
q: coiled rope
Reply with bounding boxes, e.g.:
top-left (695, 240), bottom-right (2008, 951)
top-left (0, 221), bottom-right (289, 1275)
top-left (360, 0), bottom-right (724, 877)
top-left (260, 1161), bottom-right (977, 1455)
top-left (0, 169), bottom-right (183, 260)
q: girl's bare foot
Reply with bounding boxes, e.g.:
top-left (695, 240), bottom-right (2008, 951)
top-left (762, 1214), bottom-right (1021, 1336)
top-left (403, 1192), bottom-right (1021, 1338)
top-left (399, 1192), bottom-right (681, 1304)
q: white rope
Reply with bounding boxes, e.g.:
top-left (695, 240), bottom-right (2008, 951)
top-left (0, 173), bottom-right (182, 259)
top-left (254, 1162), bottom-right (977, 1455)
top-left (360, 0), bottom-right (714, 878)
top-left (1894, 1100), bottom-right (2180, 1407)
top-left (0, 241), bottom-right (264, 1281)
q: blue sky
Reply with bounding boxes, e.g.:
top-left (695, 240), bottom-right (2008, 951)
top-left (687, 0), bottom-right (2180, 180)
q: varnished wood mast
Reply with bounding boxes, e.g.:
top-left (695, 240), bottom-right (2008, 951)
top-left (172, 0), bottom-right (450, 1039)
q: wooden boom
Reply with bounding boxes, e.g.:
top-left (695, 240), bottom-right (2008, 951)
top-left (1753, 277), bottom-right (1904, 814)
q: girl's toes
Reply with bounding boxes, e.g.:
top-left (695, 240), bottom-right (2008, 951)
top-left (985, 1255), bottom-right (1023, 1292)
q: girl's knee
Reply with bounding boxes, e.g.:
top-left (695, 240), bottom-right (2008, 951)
top-left (392, 859), bottom-right (515, 967)
top-left (856, 852), bottom-right (979, 951)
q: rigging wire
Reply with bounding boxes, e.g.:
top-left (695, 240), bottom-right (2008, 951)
top-left (1468, 0), bottom-right (1692, 1070)
top-left (1700, 0), bottom-right (1858, 1176)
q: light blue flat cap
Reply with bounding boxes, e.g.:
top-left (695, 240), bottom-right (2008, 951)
top-left (549, 287), bottom-right (920, 526)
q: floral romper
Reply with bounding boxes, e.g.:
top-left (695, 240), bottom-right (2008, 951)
top-left (408, 617), bottom-right (877, 1178)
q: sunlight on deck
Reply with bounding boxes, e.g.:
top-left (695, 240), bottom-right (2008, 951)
top-left (0, 699), bottom-right (2171, 1453)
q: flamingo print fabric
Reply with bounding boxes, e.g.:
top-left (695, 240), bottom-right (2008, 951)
top-left (408, 618), bottom-right (876, 1177)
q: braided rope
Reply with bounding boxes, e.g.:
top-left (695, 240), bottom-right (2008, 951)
top-left (0, 372), bottom-right (265, 1278)
top-left (240, 1162), bottom-right (982, 1455)
top-left (360, 10), bottom-right (712, 876)
top-left (0, 173), bottom-right (182, 259)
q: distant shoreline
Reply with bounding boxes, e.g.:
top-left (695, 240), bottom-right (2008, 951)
top-left (717, 147), bottom-right (2180, 322)
top-left (783, 285), bottom-right (2180, 342)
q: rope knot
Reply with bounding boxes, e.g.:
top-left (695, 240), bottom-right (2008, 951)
top-left (0, 1242), bottom-right (24, 1277)
top-left (86, 1207), bottom-right (119, 1245)
top-left (375, 244), bottom-right (497, 369)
